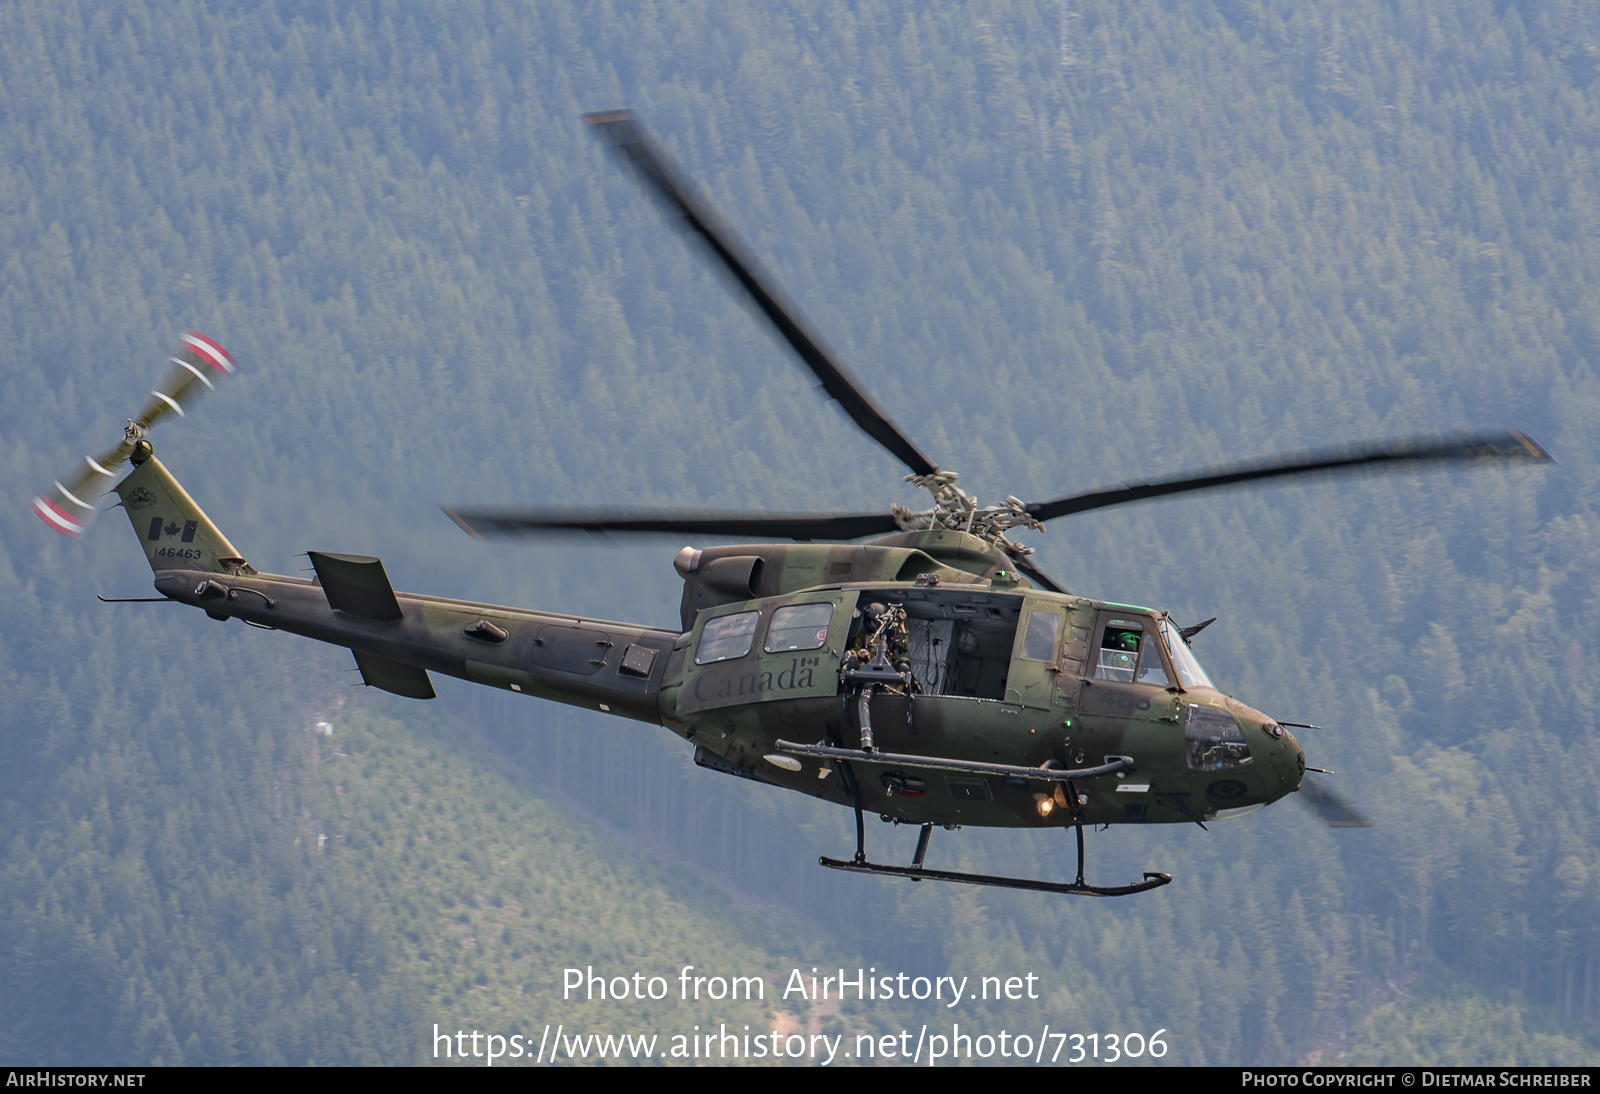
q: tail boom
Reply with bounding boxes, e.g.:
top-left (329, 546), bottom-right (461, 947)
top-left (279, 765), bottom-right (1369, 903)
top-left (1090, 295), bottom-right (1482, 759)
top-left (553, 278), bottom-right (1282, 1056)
top-left (113, 451), bottom-right (678, 721)
top-left (151, 567), bottom-right (678, 722)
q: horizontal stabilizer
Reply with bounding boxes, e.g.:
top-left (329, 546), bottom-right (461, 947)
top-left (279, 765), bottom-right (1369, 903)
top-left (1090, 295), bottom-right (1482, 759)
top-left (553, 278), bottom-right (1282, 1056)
top-left (351, 650), bottom-right (435, 699)
top-left (309, 552), bottom-right (403, 619)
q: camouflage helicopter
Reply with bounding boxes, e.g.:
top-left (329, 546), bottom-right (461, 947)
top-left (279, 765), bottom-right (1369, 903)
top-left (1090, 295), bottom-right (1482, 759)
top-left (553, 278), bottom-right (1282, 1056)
top-left (37, 112), bottom-right (1552, 897)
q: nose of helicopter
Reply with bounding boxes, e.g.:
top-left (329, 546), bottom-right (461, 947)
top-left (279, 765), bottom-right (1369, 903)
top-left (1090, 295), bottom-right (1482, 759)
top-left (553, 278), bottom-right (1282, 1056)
top-left (1225, 699), bottom-right (1306, 800)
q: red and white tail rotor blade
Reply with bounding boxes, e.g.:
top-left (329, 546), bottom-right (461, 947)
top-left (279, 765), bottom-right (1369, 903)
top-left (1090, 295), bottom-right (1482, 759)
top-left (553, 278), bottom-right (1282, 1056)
top-left (32, 330), bottom-right (236, 538)
top-left (32, 443), bottom-right (130, 538)
top-left (136, 330), bottom-right (238, 431)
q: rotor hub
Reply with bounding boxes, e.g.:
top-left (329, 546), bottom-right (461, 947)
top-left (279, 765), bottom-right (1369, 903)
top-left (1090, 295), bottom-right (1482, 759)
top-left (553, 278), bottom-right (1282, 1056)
top-left (893, 471), bottom-right (1042, 555)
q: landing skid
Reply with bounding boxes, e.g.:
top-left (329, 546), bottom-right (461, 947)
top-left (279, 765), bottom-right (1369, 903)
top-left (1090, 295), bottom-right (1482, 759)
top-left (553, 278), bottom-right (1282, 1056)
top-left (824, 788), bottom-right (1172, 898)
top-left (819, 855), bottom-right (1171, 897)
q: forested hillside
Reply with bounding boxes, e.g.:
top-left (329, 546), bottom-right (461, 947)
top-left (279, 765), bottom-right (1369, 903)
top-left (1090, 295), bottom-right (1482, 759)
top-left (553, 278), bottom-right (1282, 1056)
top-left (1, 0), bottom-right (1597, 1065)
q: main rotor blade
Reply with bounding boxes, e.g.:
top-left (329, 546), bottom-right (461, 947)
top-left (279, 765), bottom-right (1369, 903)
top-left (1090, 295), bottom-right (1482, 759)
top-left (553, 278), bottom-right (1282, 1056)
top-left (1297, 777), bottom-right (1372, 828)
top-left (444, 507), bottom-right (901, 542)
top-left (1026, 431), bottom-right (1553, 523)
top-left (583, 110), bottom-right (939, 478)
top-left (1005, 551), bottom-right (1067, 593)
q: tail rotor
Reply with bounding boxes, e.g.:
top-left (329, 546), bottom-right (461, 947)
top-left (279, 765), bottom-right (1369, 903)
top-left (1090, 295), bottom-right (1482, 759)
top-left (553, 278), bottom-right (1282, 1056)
top-left (31, 331), bottom-right (236, 538)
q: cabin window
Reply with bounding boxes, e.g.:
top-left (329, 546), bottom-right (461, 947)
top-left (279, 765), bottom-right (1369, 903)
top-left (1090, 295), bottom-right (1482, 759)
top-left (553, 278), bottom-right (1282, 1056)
top-left (1020, 610), bottom-right (1061, 660)
top-left (696, 611), bottom-right (759, 665)
top-left (1095, 620), bottom-right (1145, 682)
top-left (764, 603), bottom-right (834, 653)
top-left (1094, 618), bottom-right (1175, 685)
top-left (1136, 640), bottom-right (1174, 686)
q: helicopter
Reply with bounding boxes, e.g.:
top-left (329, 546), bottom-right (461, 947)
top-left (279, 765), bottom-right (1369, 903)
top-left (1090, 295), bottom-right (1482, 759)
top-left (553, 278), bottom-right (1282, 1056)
top-left (35, 111), bottom-right (1552, 897)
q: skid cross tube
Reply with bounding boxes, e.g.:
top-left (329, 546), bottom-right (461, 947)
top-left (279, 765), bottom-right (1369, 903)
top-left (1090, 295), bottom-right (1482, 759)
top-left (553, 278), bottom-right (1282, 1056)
top-left (817, 777), bottom-right (1171, 898)
top-left (830, 746), bottom-right (868, 865)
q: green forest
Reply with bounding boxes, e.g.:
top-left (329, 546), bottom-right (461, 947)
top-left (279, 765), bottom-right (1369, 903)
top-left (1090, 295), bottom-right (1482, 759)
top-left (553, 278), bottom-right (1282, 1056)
top-left (1, 0), bottom-right (1597, 1066)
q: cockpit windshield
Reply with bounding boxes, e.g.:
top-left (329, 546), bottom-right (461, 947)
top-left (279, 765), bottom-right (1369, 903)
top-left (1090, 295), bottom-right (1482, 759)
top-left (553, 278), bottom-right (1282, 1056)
top-left (1160, 618), bottom-right (1216, 690)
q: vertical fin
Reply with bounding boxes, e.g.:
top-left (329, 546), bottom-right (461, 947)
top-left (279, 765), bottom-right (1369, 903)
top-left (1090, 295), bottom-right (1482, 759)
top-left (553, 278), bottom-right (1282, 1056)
top-left (112, 456), bottom-right (253, 575)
